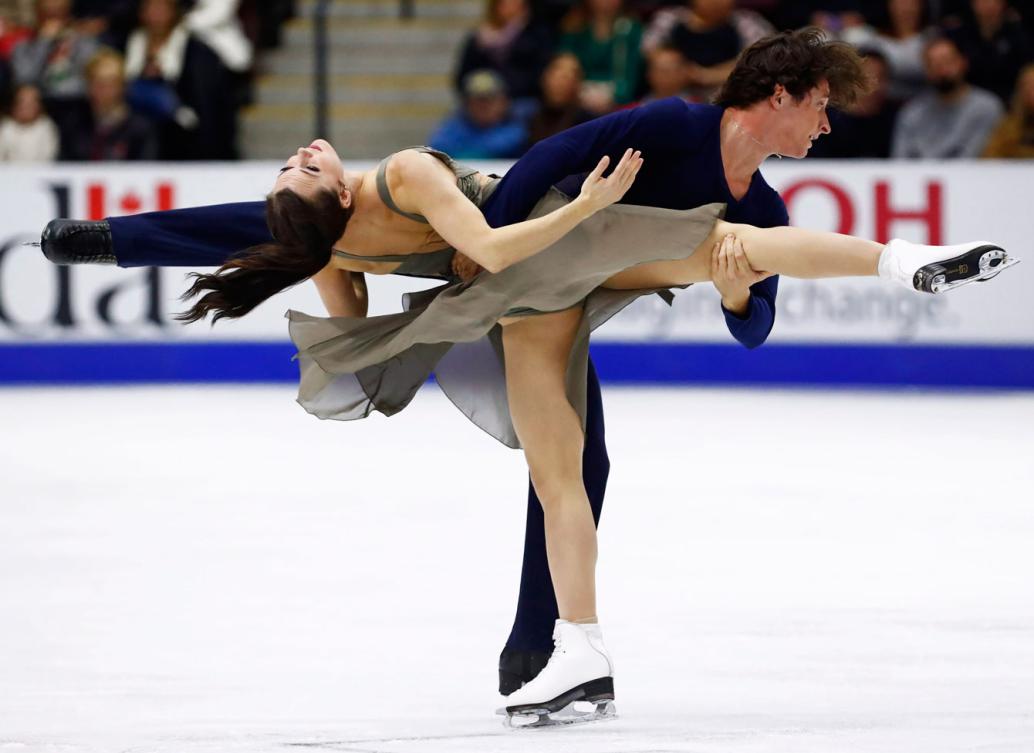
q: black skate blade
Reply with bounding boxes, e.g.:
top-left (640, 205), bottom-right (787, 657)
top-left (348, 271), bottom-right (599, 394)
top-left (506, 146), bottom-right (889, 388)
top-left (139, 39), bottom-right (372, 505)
top-left (23, 242), bottom-right (41, 247)
top-left (913, 245), bottom-right (1018, 293)
top-left (503, 699), bottom-right (617, 729)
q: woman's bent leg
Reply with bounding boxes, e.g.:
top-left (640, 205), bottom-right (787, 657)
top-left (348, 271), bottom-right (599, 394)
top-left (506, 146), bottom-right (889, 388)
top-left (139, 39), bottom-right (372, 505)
top-left (503, 359), bottom-right (608, 627)
top-left (502, 307), bottom-right (597, 623)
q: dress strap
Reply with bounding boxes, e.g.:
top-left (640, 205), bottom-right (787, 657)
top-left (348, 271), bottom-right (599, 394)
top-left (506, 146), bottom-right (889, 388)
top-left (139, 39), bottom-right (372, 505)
top-left (375, 154), bottom-right (431, 224)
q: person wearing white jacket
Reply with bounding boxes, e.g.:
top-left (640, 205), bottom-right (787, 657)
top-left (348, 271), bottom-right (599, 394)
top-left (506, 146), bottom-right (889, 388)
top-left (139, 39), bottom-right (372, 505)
top-left (185, 0), bottom-right (252, 73)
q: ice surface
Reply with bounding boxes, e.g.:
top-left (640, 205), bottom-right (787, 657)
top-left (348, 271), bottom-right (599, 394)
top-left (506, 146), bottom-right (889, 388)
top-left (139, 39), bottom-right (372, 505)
top-left (1, 386), bottom-right (1032, 753)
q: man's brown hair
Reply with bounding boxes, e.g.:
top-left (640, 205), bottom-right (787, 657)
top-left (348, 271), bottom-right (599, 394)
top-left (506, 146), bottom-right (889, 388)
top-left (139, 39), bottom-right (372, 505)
top-left (714, 27), bottom-right (870, 110)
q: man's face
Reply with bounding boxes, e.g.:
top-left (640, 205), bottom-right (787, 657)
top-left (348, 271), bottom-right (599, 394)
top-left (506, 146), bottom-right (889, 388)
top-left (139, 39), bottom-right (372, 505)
top-left (772, 80), bottom-right (831, 158)
top-left (925, 39), bottom-right (967, 90)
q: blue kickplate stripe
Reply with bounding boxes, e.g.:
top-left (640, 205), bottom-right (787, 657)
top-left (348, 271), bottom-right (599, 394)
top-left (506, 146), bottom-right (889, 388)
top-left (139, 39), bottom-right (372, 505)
top-left (0, 341), bottom-right (1032, 388)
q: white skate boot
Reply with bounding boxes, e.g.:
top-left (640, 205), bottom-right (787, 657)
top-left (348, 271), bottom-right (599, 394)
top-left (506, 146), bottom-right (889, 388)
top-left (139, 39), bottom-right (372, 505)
top-left (878, 238), bottom-right (1019, 293)
top-left (499, 620), bottom-right (617, 728)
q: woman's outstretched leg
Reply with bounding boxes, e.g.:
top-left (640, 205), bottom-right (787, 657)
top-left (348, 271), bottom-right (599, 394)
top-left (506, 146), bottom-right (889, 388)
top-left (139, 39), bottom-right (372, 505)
top-left (604, 220), bottom-right (1012, 293)
top-left (498, 308), bottom-right (615, 719)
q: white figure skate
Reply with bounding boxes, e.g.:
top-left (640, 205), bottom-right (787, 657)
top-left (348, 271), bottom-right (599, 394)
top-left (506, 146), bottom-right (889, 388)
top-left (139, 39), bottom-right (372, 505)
top-left (878, 238), bottom-right (1019, 293)
top-left (499, 620), bottom-right (617, 729)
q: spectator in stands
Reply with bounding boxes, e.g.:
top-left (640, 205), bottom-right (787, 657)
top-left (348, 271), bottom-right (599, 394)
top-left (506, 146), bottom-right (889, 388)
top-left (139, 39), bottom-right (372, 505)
top-left (892, 35), bottom-right (1003, 158)
top-left (526, 51), bottom-right (593, 145)
top-left (641, 0), bottom-right (772, 102)
top-left (637, 44), bottom-right (691, 104)
top-left (184, 0), bottom-right (254, 76)
top-left (944, 0), bottom-right (1032, 105)
top-left (124, 0), bottom-right (238, 159)
top-left (454, 0), bottom-right (555, 106)
top-left (11, 0), bottom-right (98, 138)
top-left (557, 0), bottom-right (642, 114)
top-left (430, 68), bottom-right (527, 159)
top-left (982, 62), bottom-right (1034, 157)
top-left (0, 81), bottom-right (58, 159)
top-left (841, 0), bottom-right (933, 101)
top-left (62, 47), bottom-right (159, 160)
top-left (808, 49), bottom-right (900, 158)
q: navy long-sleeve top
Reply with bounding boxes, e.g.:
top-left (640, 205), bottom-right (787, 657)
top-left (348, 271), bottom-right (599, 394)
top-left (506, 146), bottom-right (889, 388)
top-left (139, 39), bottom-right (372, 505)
top-left (480, 97), bottom-right (788, 349)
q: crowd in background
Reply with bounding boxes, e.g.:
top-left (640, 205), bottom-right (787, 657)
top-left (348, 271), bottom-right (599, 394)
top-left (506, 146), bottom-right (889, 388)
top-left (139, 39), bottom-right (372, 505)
top-left (2, 0), bottom-right (1033, 163)
top-left (430, 0), bottom-right (1034, 160)
top-left (0, 0), bottom-right (294, 162)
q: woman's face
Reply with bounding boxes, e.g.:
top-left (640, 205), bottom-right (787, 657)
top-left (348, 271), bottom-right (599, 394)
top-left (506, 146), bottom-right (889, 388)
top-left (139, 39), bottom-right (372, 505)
top-left (542, 55), bottom-right (582, 105)
top-left (140, 0), bottom-right (179, 35)
top-left (274, 138), bottom-right (350, 205)
top-left (12, 86), bottom-right (43, 124)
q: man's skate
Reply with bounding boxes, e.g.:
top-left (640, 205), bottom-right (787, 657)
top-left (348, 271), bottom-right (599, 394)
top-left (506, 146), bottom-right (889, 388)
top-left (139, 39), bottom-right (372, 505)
top-left (498, 620), bottom-right (617, 729)
top-left (879, 239), bottom-right (1019, 293)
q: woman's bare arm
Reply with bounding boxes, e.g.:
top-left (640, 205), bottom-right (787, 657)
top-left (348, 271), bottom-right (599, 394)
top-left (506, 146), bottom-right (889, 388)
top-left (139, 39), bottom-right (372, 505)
top-left (390, 148), bottom-right (643, 274)
top-left (312, 265), bottom-right (368, 317)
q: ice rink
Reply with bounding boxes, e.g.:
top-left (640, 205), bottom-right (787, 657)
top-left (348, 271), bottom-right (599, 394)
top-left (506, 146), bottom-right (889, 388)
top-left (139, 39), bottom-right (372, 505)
top-left (2, 385), bottom-right (1032, 753)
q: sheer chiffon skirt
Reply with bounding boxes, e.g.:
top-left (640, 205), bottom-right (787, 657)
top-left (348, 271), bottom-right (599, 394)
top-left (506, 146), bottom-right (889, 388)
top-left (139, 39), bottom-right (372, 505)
top-left (287, 188), bottom-right (726, 448)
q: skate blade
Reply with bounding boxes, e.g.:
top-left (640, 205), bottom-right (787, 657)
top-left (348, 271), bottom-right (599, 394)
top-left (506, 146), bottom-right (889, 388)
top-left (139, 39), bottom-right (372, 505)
top-left (919, 247), bottom-right (1020, 293)
top-left (502, 699), bottom-right (617, 729)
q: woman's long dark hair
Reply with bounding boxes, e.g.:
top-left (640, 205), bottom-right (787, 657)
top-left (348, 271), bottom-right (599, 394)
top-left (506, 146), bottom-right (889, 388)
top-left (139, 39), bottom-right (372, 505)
top-left (177, 187), bottom-right (352, 324)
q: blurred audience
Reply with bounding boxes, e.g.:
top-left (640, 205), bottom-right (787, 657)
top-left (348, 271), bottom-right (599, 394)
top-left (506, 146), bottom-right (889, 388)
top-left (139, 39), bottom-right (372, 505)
top-left (808, 49), bottom-right (900, 158)
top-left (455, 0), bottom-right (554, 104)
top-left (0, 81), bottom-right (58, 159)
top-left (892, 35), bottom-right (1003, 158)
top-left (430, 68), bottom-right (528, 158)
top-left (944, 0), bottom-right (1032, 105)
top-left (841, 0), bottom-right (932, 101)
top-left (982, 62), bottom-right (1034, 157)
top-left (62, 47), bottom-right (158, 160)
top-left (11, 0), bottom-right (98, 138)
top-left (526, 52), bottom-right (593, 145)
top-left (641, 0), bottom-right (766, 102)
top-left (558, 0), bottom-right (642, 113)
top-left (124, 0), bottom-right (237, 159)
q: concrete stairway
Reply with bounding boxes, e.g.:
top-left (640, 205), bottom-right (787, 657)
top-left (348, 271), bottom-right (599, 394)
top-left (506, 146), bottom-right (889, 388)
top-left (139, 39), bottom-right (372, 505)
top-left (239, 0), bottom-right (481, 159)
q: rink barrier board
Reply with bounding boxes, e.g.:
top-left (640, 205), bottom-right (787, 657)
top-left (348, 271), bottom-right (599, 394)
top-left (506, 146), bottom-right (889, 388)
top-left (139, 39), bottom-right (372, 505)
top-left (1, 342), bottom-right (1032, 388)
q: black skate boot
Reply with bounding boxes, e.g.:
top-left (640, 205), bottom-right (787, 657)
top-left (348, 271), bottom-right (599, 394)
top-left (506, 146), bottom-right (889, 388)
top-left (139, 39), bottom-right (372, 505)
top-left (40, 219), bottom-right (117, 265)
top-left (498, 647), bottom-right (551, 696)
